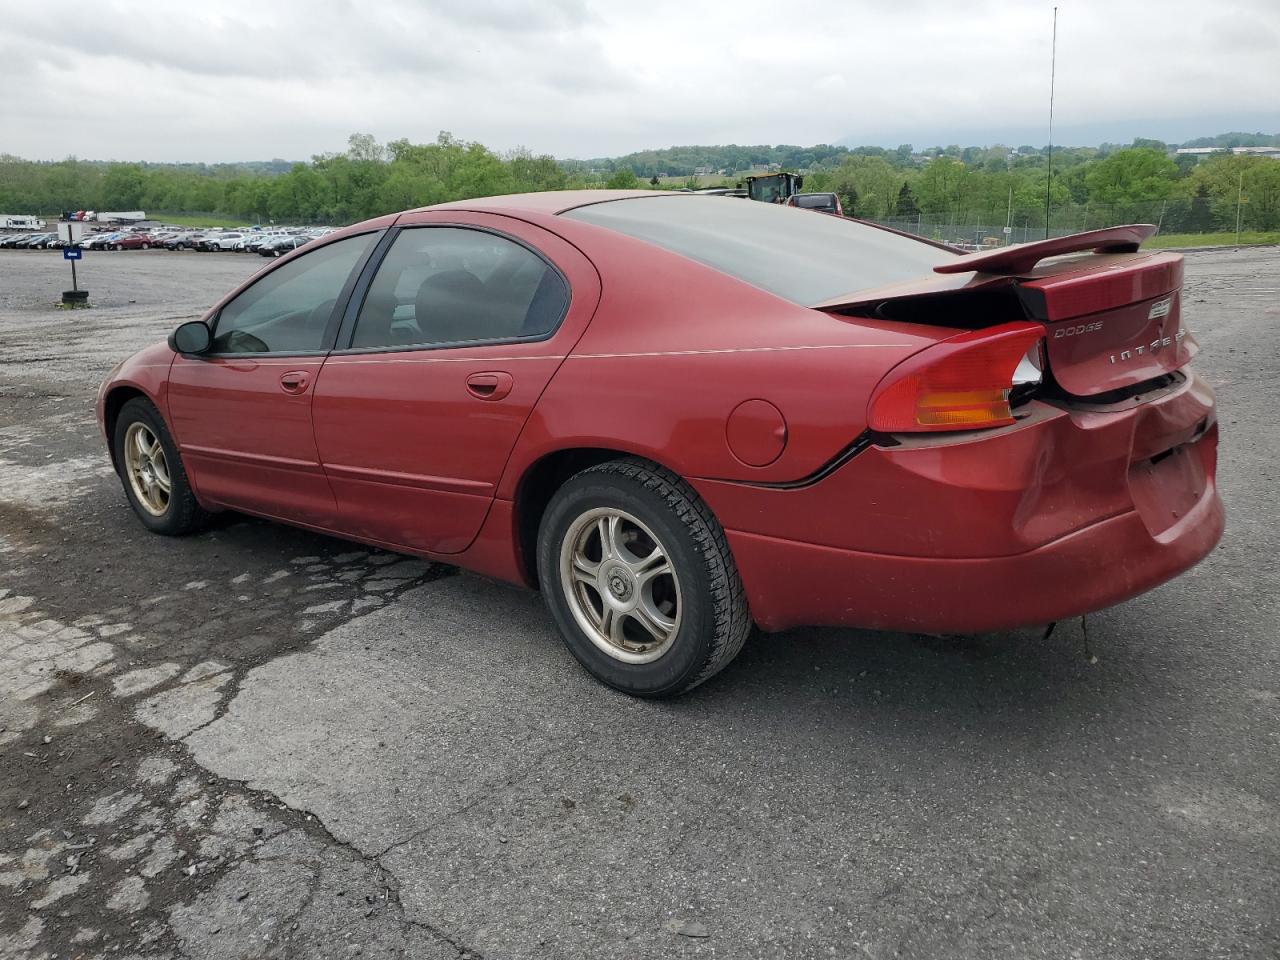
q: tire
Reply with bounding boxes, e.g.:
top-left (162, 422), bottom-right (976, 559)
top-left (112, 397), bottom-right (208, 536)
top-left (141, 243), bottom-right (149, 250)
top-left (537, 458), bottom-right (751, 697)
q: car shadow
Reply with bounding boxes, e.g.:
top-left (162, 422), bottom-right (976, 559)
top-left (657, 611), bottom-right (1139, 747)
top-left (180, 514), bottom-right (1149, 751)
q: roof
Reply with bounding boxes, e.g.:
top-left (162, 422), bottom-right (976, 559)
top-left (410, 190), bottom-right (661, 217)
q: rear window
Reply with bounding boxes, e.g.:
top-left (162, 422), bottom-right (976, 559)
top-left (563, 195), bottom-right (950, 305)
top-left (794, 194), bottom-right (836, 209)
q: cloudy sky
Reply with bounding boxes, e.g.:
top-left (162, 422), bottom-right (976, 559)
top-left (3, 0), bottom-right (1278, 162)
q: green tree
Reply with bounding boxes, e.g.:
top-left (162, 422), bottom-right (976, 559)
top-left (826, 156), bottom-right (900, 218)
top-left (606, 168), bottom-right (639, 189)
top-left (894, 183), bottom-right (920, 217)
top-left (101, 163), bottom-right (146, 209)
top-left (1084, 148), bottom-right (1177, 220)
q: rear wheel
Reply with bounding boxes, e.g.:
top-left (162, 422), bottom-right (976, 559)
top-left (537, 459), bottom-right (751, 697)
top-left (112, 398), bottom-right (208, 536)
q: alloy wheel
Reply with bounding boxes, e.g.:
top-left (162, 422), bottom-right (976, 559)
top-left (559, 507), bottom-right (682, 664)
top-left (123, 422), bottom-right (171, 516)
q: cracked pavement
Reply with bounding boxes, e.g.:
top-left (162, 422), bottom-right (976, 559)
top-left (1, 247), bottom-right (1278, 958)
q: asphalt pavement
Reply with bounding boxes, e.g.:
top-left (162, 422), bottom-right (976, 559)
top-left (0, 246), bottom-right (1277, 959)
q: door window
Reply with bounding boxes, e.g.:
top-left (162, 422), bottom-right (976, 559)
top-left (350, 227), bottom-right (569, 350)
top-left (211, 233), bottom-right (377, 354)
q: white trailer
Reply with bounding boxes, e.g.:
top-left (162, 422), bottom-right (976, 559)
top-left (95, 211), bottom-right (146, 223)
top-left (1, 215), bottom-right (46, 229)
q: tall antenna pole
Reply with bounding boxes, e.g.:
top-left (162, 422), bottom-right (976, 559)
top-left (1045, 6), bottom-right (1058, 239)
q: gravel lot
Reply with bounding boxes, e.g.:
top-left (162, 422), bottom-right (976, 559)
top-left (1, 246), bottom-right (1277, 959)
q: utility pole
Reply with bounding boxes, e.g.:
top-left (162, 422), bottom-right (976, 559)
top-left (1236, 169), bottom-right (1244, 246)
top-left (1005, 184), bottom-right (1013, 245)
top-left (1045, 6), bottom-right (1058, 240)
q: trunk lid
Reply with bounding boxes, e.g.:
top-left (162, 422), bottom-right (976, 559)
top-left (1017, 251), bottom-right (1196, 396)
top-left (818, 225), bottom-right (1196, 398)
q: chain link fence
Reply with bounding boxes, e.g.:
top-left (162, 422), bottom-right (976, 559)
top-left (863, 196), bottom-right (1273, 248)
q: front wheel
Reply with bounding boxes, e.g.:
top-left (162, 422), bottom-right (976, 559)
top-left (537, 459), bottom-right (751, 697)
top-left (112, 398), bottom-right (208, 536)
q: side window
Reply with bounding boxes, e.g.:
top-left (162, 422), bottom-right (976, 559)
top-left (212, 233), bottom-right (376, 354)
top-left (350, 227), bottom-right (569, 350)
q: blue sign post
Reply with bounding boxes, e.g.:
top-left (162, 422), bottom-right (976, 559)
top-left (61, 238), bottom-right (88, 304)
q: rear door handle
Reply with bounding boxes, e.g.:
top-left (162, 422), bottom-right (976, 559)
top-left (466, 371), bottom-right (513, 401)
top-left (280, 370), bottom-right (311, 394)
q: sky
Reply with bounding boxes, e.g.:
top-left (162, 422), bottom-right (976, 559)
top-left (2, 0), bottom-right (1278, 163)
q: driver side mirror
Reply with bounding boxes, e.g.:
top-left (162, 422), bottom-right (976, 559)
top-left (169, 320), bottom-right (212, 355)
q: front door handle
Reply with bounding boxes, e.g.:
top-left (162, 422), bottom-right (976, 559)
top-left (466, 371), bottom-right (514, 401)
top-left (280, 370), bottom-right (311, 394)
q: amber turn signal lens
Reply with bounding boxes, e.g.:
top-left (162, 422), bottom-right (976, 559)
top-left (867, 323), bottom-right (1045, 433)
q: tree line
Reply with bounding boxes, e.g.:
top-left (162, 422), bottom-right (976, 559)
top-left (0, 131), bottom-right (1276, 233)
top-left (798, 147), bottom-right (1280, 233)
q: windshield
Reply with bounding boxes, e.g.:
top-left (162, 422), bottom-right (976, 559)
top-left (563, 195), bottom-right (950, 305)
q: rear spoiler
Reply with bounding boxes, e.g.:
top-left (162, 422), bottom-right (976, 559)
top-left (932, 224), bottom-right (1157, 275)
top-left (814, 224), bottom-right (1160, 314)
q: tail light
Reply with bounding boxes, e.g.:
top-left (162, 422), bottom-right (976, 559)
top-left (867, 322), bottom-right (1045, 432)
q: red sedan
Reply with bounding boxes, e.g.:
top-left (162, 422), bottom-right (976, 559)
top-left (96, 192), bottom-right (1223, 696)
top-left (107, 233), bottom-right (158, 251)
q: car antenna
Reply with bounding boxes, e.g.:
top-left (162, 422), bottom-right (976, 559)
top-left (1044, 5), bottom-right (1058, 240)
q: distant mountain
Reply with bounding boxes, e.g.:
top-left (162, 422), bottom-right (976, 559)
top-left (139, 159), bottom-right (302, 176)
top-left (565, 129), bottom-right (1280, 179)
top-left (835, 116), bottom-right (1280, 152)
top-left (1179, 132), bottom-right (1280, 148)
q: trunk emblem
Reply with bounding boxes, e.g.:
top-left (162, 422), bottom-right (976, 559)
top-left (1109, 330), bottom-right (1186, 364)
top-left (1053, 321), bottom-right (1104, 339)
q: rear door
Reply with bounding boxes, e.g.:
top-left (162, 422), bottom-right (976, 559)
top-left (167, 232), bottom-right (380, 526)
top-left (312, 211), bottom-right (601, 554)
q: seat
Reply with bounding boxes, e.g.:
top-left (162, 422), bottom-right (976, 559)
top-left (414, 269), bottom-right (492, 343)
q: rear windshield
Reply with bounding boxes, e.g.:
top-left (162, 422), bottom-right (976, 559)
top-left (563, 195), bottom-right (950, 305)
top-left (795, 194), bottom-right (836, 209)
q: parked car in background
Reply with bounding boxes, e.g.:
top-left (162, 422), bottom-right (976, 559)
top-left (784, 192), bottom-right (844, 216)
top-left (257, 235), bottom-right (310, 257)
top-left (165, 233), bottom-right (203, 250)
top-left (81, 232), bottom-right (122, 249)
top-left (199, 233), bottom-right (246, 252)
top-left (96, 192), bottom-right (1223, 697)
top-left (243, 233), bottom-right (289, 253)
top-left (109, 234), bottom-right (158, 251)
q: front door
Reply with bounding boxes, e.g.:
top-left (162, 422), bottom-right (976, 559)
top-left (312, 213), bottom-right (600, 554)
top-left (167, 232), bottom-right (379, 527)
